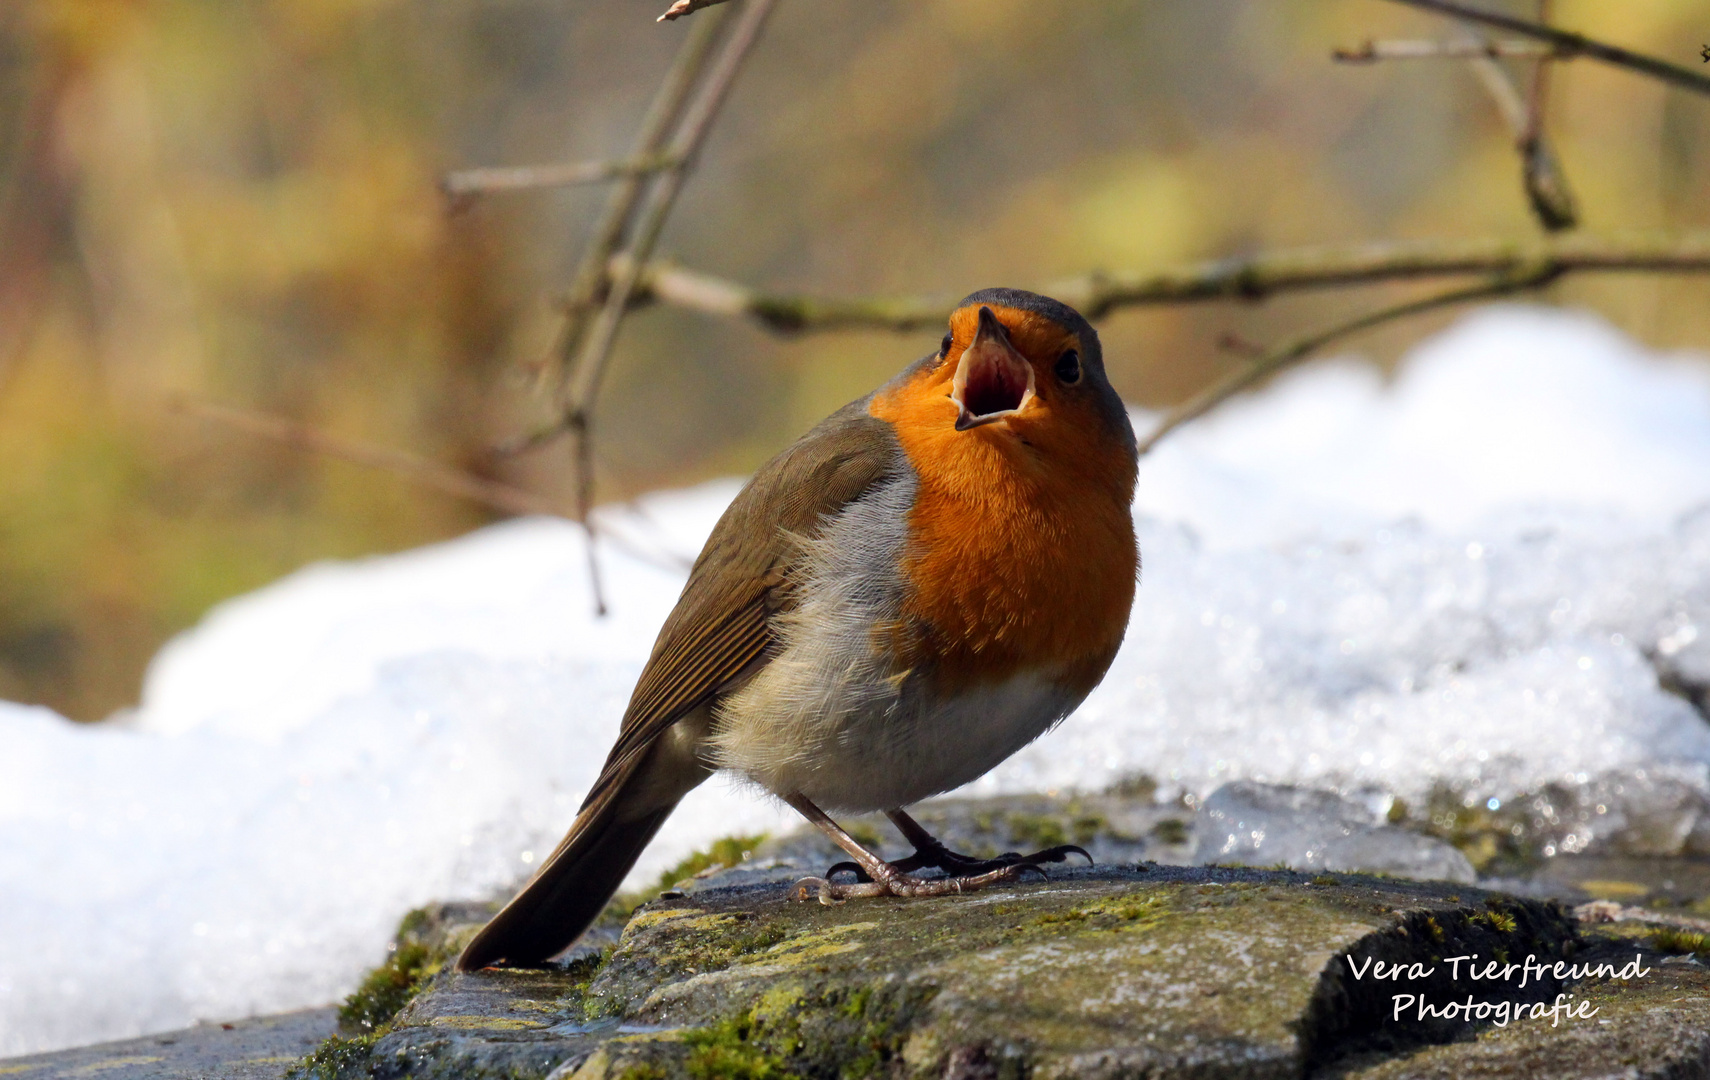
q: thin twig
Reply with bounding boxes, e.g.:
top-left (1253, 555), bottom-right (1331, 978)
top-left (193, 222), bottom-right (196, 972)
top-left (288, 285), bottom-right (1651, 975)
top-left (171, 397), bottom-right (566, 519)
top-left (1384, 0), bottom-right (1710, 97)
top-left (1462, 38), bottom-right (1531, 133)
top-left (441, 151), bottom-right (684, 199)
top-left (171, 398), bottom-right (687, 583)
top-left (1334, 39), bottom-right (1555, 62)
top-left (604, 232), bottom-right (1710, 334)
top-left (560, 0), bottom-right (778, 564)
top-left (1523, 0), bottom-right (1555, 146)
top-left (1452, 22), bottom-right (1578, 231)
top-left (1134, 264), bottom-right (1563, 457)
top-left (658, 0), bottom-right (733, 22)
top-left (1512, 0), bottom-right (1576, 230)
top-left (498, 7), bottom-right (729, 612)
top-left (541, 7), bottom-right (728, 400)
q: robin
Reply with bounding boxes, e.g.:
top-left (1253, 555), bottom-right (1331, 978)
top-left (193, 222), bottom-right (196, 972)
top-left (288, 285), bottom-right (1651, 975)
top-left (457, 288), bottom-right (1138, 970)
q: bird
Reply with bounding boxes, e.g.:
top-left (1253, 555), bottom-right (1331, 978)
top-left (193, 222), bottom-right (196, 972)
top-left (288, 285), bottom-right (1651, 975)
top-left (456, 288), bottom-right (1139, 971)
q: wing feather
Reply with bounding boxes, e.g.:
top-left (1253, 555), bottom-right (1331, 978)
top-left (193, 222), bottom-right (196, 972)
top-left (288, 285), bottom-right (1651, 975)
top-left (578, 400), bottom-right (908, 811)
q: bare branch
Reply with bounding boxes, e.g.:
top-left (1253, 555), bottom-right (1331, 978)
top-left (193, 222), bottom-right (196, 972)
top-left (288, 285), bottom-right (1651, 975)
top-left (1524, 0), bottom-right (1557, 147)
top-left (658, 0), bottom-right (733, 22)
top-left (1334, 38), bottom-right (1554, 62)
top-left (1452, 22), bottom-right (1578, 231)
top-left (1384, 0), bottom-right (1710, 97)
top-left (1513, 0), bottom-right (1577, 231)
top-left (559, 0), bottom-right (778, 545)
top-left (440, 151), bottom-right (684, 199)
top-left (563, 0), bottom-right (778, 414)
top-left (1463, 42), bottom-right (1531, 132)
top-left (171, 397), bottom-right (567, 519)
top-left (172, 398), bottom-right (688, 584)
top-left (541, 8), bottom-right (728, 397)
top-left (496, 7), bottom-right (731, 611)
top-left (612, 232), bottom-right (1710, 334)
top-left (1134, 263), bottom-right (1565, 458)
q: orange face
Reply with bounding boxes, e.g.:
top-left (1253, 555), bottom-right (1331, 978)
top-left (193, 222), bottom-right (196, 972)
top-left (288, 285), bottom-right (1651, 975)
top-left (873, 301), bottom-right (1136, 501)
top-left (869, 299), bottom-right (1139, 696)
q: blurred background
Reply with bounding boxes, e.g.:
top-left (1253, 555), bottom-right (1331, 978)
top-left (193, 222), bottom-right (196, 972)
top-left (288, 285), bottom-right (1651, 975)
top-left (2, 0), bottom-right (1707, 721)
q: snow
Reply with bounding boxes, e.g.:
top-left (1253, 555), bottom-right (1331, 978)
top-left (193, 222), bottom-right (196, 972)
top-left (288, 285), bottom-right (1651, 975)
top-left (4, 305), bottom-right (1710, 1056)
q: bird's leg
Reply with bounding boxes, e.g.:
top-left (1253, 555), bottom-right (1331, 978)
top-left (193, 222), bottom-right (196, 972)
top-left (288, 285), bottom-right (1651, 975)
top-left (784, 793), bottom-right (1038, 905)
top-left (819, 808), bottom-right (1096, 881)
top-left (885, 808), bottom-right (1092, 875)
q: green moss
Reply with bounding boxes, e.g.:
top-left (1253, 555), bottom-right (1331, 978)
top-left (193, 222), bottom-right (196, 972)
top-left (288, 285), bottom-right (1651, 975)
top-left (650, 835), bottom-right (769, 894)
top-left (1311, 874), bottom-right (1340, 886)
top-left (1070, 814), bottom-right (1107, 845)
top-left (837, 986), bottom-right (873, 1020)
top-left (601, 835), bottom-right (772, 926)
top-left (339, 940), bottom-right (437, 1034)
top-left (1473, 909), bottom-right (1519, 934)
top-left (1004, 812), bottom-right (1068, 850)
top-left (1150, 818), bottom-right (1189, 845)
top-left (1402, 784), bottom-right (1557, 874)
top-left (1105, 773), bottom-right (1159, 800)
top-left (683, 1014), bottom-right (800, 1080)
top-left (291, 904), bottom-right (473, 1076)
top-left (1651, 926), bottom-right (1710, 959)
top-left (1031, 893), bottom-right (1164, 928)
top-left (556, 948), bottom-right (615, 1019)
top-left (286, 1034), bottom-right (376, 1080)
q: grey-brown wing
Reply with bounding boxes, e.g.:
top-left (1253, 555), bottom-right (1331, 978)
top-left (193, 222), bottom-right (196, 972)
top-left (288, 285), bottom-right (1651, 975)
top-left (578, 400), bottom-right (907, 810)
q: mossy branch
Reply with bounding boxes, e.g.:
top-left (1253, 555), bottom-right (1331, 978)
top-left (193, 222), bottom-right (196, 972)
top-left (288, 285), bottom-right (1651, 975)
top-left (617, 232), bottom-right (1710, 334)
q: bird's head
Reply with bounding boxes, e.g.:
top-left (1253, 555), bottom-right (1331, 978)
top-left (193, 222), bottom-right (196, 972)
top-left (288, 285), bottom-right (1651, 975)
top-left (884, 289), bottom-right (1135, 490)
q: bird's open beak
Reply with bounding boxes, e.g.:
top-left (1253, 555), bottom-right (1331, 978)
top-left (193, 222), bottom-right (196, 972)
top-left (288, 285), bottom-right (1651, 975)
top-left (951, 306), bottom-right (1035, 431)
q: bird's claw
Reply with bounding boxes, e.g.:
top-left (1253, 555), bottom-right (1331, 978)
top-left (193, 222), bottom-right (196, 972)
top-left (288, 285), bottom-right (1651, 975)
top-left (788, 861), bottom-right (1038, 903)
top-left (790, 876), bottom-right (844, 906)
top-left (1028, 843), bottom-right (1094, 867)
top-left (821, 860), bottom-right (872, 883)
top-left (790, 826), bottom-right (1094, 906)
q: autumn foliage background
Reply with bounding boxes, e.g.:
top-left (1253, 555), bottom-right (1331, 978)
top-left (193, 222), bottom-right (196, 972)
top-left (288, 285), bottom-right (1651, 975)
top-left (2, 0), bottom-right (1708, 720)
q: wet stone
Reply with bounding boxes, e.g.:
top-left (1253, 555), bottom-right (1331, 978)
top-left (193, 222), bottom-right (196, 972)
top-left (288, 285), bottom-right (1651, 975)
top-left (305, 863), bottom-right (1710, 1080)
top-left (0, 1008), bottom-right (338, 1080)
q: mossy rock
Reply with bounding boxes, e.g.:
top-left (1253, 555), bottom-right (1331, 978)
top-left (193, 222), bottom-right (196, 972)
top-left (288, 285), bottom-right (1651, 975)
top-left (296, 862), bottom-right (1710, 1080)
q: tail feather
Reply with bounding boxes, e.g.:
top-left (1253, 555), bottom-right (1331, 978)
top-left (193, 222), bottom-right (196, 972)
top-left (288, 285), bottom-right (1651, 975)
top-left (456, 796), bottom-right (677, 971)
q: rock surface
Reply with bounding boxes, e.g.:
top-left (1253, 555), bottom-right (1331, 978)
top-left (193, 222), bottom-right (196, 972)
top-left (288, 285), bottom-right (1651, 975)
top-left (287, 862), bottom-right (1710, 1080)
top-left (10, 793), bottom-right (1710, 1080)
top-left (0, 1008), bottom-right (337, 1080)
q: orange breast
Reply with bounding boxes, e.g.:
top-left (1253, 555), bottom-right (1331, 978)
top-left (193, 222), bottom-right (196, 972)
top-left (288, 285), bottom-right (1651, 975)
top-left (869, 361), bottom-right (1139, 698)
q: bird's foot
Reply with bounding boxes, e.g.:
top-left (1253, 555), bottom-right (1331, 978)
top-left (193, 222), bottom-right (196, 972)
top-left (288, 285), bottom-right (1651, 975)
top-left (898, 840), bottom-right (1093, 877)
top-left (818, 841), bottom-right (1091, 883)
top-left (780, 794), bottom-right (1093, 907)
top-left (789, 860), bottom-right (1041, 906)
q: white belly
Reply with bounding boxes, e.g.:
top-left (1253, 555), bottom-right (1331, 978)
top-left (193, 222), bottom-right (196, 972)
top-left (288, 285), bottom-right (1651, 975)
top-left (713, 666), bottom-right (1077, 812)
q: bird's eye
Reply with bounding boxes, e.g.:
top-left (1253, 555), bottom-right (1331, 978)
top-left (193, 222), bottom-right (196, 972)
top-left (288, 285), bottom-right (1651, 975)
top-left (940, 332), bottom-right (953, 357)
top-left (1055, 349), bottom-right (1081, 384)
